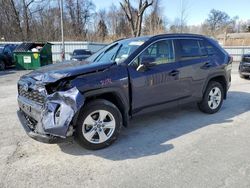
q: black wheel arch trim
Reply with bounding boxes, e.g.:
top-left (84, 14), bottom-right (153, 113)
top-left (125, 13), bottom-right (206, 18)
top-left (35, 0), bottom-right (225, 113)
top-left (74, 87), bottom-right (130, 127)
top-left (202, 72), bottom-right (229, 99)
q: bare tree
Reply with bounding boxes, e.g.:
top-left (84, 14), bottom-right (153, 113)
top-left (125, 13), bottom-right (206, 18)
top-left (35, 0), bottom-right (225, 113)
top-left (120, 0), bottom-right (153, 37)
top-left (241, 20), bottom-right (250, 32)
top-left (106, 4), bottom-right (119, 36)
top-left (179, 0), bottom-right (189, 33)
top-left (95, 10), bottom-right (108, 41)
top-left (205, 9), bottom-right (233, 36)
top-left (144, 0), bottom-right (166, 35)
top-left (20, 0), bottom-right (47, 40)
top-left (65, 0), bottom-right (95, 39)
top-left (0, 0), bottom-right (24, 40)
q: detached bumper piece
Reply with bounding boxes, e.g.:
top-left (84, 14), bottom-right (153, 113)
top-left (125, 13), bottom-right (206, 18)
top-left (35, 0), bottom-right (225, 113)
top-left (17, 110), bottom-right (60, 143)
top-left (17, 87), bottom-right (85, 143)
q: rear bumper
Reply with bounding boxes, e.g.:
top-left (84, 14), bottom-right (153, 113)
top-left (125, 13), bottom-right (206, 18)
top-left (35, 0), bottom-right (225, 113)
top-left (17, 110), bottom-right (62, 143)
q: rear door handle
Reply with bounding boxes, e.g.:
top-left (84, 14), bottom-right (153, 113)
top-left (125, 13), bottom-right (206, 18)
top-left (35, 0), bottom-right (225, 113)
top-left (201, 62), bottom-right (212, 69)
top-left (169, 70), bottom-right (180, 77)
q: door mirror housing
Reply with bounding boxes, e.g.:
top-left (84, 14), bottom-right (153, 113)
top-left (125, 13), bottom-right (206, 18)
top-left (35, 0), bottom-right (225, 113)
top-left (136, 57), bottom-right (156, 72)
top-left (141, 56), bottom-right (156, 67)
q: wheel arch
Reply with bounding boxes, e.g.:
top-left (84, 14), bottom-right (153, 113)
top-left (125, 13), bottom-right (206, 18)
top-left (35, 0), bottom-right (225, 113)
top-left (203, 74), bottom-right (228, 99)
top-left (80, 88), bottom-right (130, 127)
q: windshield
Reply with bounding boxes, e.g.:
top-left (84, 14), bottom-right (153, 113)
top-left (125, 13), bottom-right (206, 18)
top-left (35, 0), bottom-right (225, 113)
top-left (86, 37), bottom-right (149, 64)
top-left (0, 47), bottom-right (3, 53)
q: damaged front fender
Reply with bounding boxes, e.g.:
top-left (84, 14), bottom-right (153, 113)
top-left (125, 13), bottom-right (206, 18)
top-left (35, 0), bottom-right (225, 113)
top-left (18, 86), bottom-right (85, 139)
top-left (41, 87), bottom-right (85, 137)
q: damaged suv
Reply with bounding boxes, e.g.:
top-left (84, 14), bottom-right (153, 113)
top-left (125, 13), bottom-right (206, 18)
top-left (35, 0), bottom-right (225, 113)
top-left (17, 34), bottom-right (232, 150)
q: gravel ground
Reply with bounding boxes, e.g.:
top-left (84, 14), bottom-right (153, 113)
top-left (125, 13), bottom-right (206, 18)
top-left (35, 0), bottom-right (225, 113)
top-left (0, 62), bottom-right (250, 188)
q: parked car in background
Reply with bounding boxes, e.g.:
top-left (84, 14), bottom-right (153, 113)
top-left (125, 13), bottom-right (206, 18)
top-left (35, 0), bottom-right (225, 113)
top-left (17, 34), bottom-right (232, 150)
top-left (70, 49), bottom-right (92, 61)
top-left (0, 44), bottom-right (18, 70)
top-left (239, 54), bottom-right (250, 79)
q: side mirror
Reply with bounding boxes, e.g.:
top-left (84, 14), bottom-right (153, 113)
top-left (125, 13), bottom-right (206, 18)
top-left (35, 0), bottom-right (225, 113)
top-left (136, 57), bottom-right (156, 72)
top-left (141, 56), bottom-right (156, 66)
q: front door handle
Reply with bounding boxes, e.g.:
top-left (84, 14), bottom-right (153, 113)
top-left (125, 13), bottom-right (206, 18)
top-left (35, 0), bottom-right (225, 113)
top-left (169, 70), bottom-right (180, 77)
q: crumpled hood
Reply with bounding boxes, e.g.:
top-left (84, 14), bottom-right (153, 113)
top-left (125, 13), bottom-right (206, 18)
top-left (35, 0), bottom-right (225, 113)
top-left (21, 60), bottom-right (115, 84)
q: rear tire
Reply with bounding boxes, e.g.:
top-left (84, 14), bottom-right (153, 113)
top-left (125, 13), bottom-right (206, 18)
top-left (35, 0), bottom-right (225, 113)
top-left (0, 61), bottom-right (5, 71)
top-left (198, 81), bottom-right (224, 114)
top-left (75, 99), bottom-right (123, 150)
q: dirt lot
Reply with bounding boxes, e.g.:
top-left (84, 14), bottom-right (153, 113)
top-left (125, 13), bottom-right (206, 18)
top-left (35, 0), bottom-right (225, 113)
top-left (0, 63), bottom-right (250, 188)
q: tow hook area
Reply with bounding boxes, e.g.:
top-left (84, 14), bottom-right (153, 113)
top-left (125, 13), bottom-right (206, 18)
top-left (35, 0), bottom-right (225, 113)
top-left (41, 87), bottom-right (85, 137)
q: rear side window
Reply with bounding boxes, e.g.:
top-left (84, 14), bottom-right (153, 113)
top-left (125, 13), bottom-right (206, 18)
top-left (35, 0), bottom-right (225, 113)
top-left (178, 39), bottom-right (203, 60)
top-left (203, 39), bottom-right (226, 63)
top-left (202, 40), bottom-right (218, 55)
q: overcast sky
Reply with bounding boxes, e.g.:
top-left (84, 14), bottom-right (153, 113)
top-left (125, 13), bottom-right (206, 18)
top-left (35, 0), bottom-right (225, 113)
top-left (93, 0), bottom-right (250, 25)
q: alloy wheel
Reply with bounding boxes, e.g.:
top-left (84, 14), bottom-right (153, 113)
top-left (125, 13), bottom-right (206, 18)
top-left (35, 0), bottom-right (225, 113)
top-left (208, 87), bottom-right (222, 110)
top-left (82, 110), bottom-right (116, 144)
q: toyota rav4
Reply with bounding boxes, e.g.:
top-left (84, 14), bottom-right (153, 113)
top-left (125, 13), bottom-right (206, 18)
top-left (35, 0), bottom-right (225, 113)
top-left (17, 34), bottom-right (232, 150)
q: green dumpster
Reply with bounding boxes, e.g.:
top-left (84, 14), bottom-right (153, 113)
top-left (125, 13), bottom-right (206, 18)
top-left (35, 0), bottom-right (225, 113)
top-left (14, 42), bottom-right (53, 70)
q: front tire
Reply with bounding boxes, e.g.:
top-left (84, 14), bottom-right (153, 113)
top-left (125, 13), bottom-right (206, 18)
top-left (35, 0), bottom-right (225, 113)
top-left (75, 99), bottom-right (123, 150)
top-left (198, 81), bottom-right (224, 114)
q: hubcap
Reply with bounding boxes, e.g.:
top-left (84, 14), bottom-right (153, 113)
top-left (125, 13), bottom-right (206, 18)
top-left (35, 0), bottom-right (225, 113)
top-left (208, 87), bottom-right (222, 110)
top-left (82, 110), bottom-right (116, 144)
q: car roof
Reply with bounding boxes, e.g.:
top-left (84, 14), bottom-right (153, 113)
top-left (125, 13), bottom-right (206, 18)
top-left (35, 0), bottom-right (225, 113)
top-left (149, 33), bottom-right (207, 40)
top-left (118, 33), bottom-right (208, 43)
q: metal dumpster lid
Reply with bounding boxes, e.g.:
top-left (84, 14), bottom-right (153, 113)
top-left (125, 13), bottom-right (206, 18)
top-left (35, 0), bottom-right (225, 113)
top-left (14, 42), bottom-right (52, 52)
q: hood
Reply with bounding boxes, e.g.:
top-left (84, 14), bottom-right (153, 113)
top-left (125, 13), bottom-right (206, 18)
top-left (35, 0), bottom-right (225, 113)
top-left (21, 60), bottom-right (115, 84)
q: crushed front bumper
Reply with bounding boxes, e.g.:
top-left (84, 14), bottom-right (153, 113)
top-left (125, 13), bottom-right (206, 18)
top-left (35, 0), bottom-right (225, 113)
top-left (17, 110), bottom-right (60, 143)
top-left (17, 87), bottom-right (85, 143)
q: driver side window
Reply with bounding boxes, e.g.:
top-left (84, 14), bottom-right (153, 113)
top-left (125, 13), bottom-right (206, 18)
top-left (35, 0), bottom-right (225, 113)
top-left (132, 40), bottom-right (175, 67)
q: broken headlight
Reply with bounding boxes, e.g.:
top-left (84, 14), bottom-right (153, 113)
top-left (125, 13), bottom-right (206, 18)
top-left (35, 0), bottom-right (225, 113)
top-left (46, 80), bottom-right (73, 94)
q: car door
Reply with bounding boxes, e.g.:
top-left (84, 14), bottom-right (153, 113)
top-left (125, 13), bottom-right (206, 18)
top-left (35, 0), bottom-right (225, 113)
top-left (127, 39), bottom-right (186, 112)
top-left (175, 38), bottom-right (211, 102)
